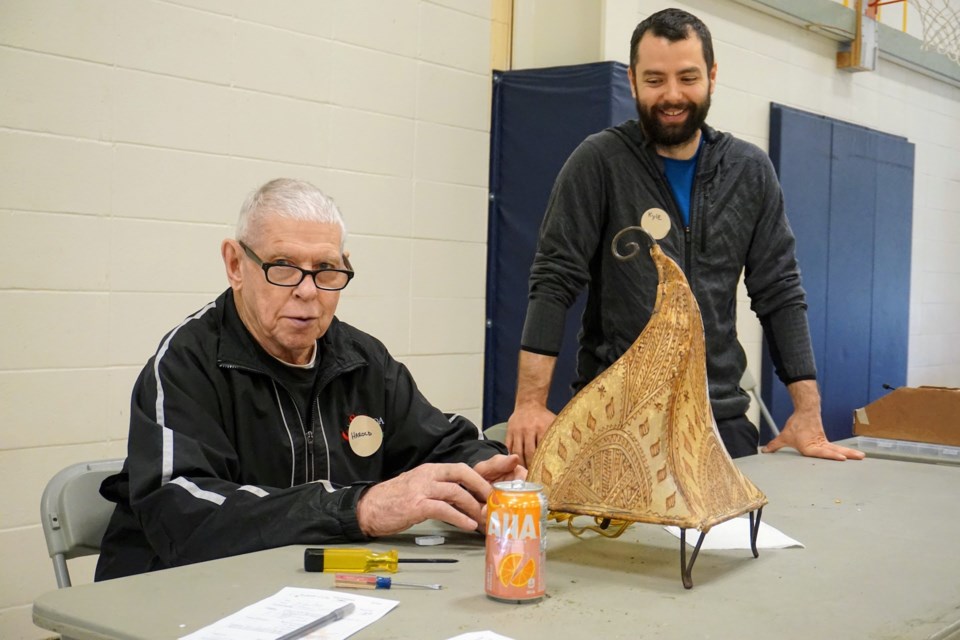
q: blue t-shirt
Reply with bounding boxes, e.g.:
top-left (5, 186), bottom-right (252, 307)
top-left (660, 139), bottom-right (702, 228)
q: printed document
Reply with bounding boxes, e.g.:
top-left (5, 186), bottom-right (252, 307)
top-left (179, 587), bottom-right (397, 640)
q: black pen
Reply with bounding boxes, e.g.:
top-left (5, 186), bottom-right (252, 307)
top-left (275, 602), bottom-right (355, 640)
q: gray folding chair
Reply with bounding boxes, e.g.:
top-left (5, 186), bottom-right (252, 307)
top-left (40, 459), bottom-right (124, 588)
top-left (484, 422), bottom-right (508, 443)
top-left (741, 368), bottom-right (780, 437)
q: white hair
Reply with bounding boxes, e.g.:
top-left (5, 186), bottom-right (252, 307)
top-left (236, 178), bottom-right (347, 249)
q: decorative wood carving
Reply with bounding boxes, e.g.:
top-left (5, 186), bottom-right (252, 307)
top-left (528, 229), bottom-right (767, 533)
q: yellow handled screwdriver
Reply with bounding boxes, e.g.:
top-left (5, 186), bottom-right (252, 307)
top-left (303, 548), bottom-right (458, 573)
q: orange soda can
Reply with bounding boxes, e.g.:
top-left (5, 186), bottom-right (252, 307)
top-left (484, 480), bottom-right (547, 603)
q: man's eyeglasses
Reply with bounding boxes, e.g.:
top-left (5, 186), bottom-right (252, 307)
top-left (239, 241), bottom-right (354, 291)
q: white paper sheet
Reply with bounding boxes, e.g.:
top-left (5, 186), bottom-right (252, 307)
top-left (178, 587), bottom-right (398, 640)
top-left (445, 632), bottom-right (517, 640)
top-left (664, 516), bottom-right (804, 550)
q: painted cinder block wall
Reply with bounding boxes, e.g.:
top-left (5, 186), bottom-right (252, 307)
top-left (0, 1), bottom-right (495, 636)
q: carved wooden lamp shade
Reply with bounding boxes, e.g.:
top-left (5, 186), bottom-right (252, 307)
top-left (527, 227), bottom-right (767, 588)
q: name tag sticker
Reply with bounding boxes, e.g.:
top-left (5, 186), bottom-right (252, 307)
top-left (348, 415), bottom-right (383, 457)
top-left (641, 207), bottom-right (671, 240)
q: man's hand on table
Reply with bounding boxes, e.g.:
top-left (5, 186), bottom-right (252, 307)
top-left (762, 378), bottom-right (865, 461)
top-left (356, 455), bottom-right (525, 538)
top-left (762, 409), bottom-right (866, 461)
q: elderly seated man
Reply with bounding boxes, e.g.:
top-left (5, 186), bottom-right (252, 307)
top-left (96, 178), bottom-right (523, 580)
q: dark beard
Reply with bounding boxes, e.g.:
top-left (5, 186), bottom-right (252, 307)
top-left (636, 93), bottom-right (710, 147)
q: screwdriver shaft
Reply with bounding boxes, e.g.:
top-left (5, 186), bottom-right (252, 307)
top-left (334, 573), bottom-right (443, 590)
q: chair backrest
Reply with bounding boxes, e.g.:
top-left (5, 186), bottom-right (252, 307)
top-left (740, 368), bottom-right (780, 437)
top-left (40, 458), bottom-right (124, 588)
top-left (484, 422), bottom-right (508, 443)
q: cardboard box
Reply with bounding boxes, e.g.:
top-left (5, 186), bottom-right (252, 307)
top-left (853, 386), bottom-right (960, 447)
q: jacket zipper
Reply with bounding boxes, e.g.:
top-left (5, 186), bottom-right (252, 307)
top-left (222, 363), bottom-right (312, 485)
top-left (314, 404), bottom-right (332, 485)
top-left (686, 176), bottom-right (700, 279)
top-left (648, 150), bottom-right (693, 276)
top-left (305, 429), bottom-right (315, 482)
top-left (279, 384), bottom-right (313, 484)
top-left (653, 166), bottom-right (692, 276)
top-left (220, 356), bottom-right (365, 487)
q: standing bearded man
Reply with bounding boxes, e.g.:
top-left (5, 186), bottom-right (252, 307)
top-left (506, 8), bottom-right (864, 465)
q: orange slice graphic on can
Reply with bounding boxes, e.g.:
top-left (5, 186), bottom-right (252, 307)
top-left (497, 553), bottom-right (523, 587)
top-left (510, 558), bottom-right (536, 587)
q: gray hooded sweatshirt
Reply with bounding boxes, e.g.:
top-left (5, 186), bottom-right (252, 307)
top-left (521, 120), bottom-right (815, 421)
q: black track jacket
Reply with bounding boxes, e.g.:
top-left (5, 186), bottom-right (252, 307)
top-left (96, 289), bottom-right (504, 580)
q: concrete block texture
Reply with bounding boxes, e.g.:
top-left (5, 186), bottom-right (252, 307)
top-left (419, 2), bottom-right (490, 74)
top-left (337, 295), bottom-right (412, 357)
top-left (332, 0), bottom-right (419, 56)
top-left (233, 0), bottom-right (335, 38)
top-left (411, 238), bottom-right (485, 299)
top-left (410, 297), bottom-right (485, 354)
top-left (0, 369), bottom-right (113, 450)
top-left (400, 352), bottom-right (484, 412)
top-left (323, 171), bottom-right (414, 238)
top-left (0, 131), bottom-right (112, 214)
top-left (1, 3), bottom-right (494, 631)
top-left (0, 0), bottom-right (116, 64)
top-left (328, 107), bottom-right (415, 176)
top-left (114, 0), bottom-right (233, 83)
top-left (0, 211), bottom-right (110, 290)
top-left (110, 145), bottom-right (275, 224)
top-left (0, 48), bottom-right (111, 140)
top-left (107, 219), bottom-right (229, 293)
top-left (413, 180), bottom-right (487, 242)
top-left (415, 122), bottom-right (489, 185)
top-left (417, 62), bottom-right (491, 130)
top-left (329, 43), bottom-right (417, 117)
top-left (231, 21), bottom-right (332, 103)
top-left (0, 292), bottom-right (111, 370)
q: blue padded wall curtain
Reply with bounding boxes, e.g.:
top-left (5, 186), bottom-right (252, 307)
top-left (765, 103), bottom-right (914, 442)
